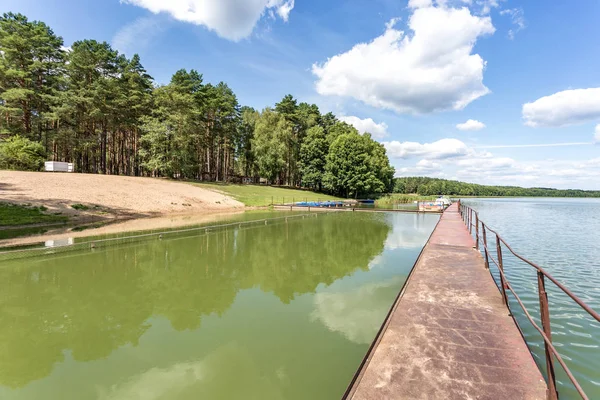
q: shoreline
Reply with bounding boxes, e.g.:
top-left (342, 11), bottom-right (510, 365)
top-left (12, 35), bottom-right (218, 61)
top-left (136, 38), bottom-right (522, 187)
top-left (0, 208), bottom-right (251, 249)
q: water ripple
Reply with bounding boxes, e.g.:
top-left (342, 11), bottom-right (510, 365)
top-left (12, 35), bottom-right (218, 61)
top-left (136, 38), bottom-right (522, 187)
top-left (467, 198), bottom-right (600, 400)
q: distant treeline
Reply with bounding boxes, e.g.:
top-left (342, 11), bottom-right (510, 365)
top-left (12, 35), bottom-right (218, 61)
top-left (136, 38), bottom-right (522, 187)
top-left (0, 13), bottom-right (394, 198)
top-left (394, 177), bottom-right (600, 197)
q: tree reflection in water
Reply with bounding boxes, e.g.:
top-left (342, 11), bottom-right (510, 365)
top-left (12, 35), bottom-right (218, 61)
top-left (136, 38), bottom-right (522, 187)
top-left (0, 212), bottom-right (393, 389)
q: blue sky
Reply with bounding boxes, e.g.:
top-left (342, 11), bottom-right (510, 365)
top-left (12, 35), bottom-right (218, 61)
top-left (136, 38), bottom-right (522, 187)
top-left (3, 0), bottom-right (600, 189)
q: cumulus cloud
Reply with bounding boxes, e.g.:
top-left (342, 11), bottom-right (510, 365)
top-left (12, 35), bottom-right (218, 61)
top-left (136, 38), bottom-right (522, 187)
top-left (595, 124), bottom-right (600, 143)
top-left (456, 156), bottom-right (515, 169)
top-left (416, 159), bottom-right (442, 170)
top-left (522, 88), bottom-right (600, 127)
top-left (456, 119), bottom-right (486, 131)
top-left (391, 137), bottom-right (600, 189)
top-left (312, 5), bottom-right (495, 114)
top-left (408, 0), bottom-right (433, 8)
top-left (338, 116), bottom-right (389, 139)
top-left (121, 0), bottom-right (295, 41)
top-left (383, 138), bottom-right (471, 159)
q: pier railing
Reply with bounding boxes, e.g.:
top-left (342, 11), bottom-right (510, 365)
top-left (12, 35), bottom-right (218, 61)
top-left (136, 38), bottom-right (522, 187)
top-left (459, 202), bottom-right (600, 400)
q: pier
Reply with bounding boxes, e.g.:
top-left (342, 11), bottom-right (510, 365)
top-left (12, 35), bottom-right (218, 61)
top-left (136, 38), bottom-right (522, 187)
top-left (345, 203), bottom-right (547, 399)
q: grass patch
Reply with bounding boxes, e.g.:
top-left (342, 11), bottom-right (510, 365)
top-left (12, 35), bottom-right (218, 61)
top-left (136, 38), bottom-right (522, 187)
top-left (376, 194), bottom-right (437, 205)
top-left (0, 203), bottom-right (68, 227)
top-left (190, 183), bottom-right (344, 207)
top-left (71, 203), bottom-right (90, 211)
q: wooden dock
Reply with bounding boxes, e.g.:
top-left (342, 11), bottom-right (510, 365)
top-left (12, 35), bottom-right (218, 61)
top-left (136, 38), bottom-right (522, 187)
top-left (345, 203), bottom-right (547, 400)
top-left (272, 205), bottom-right (441, 213)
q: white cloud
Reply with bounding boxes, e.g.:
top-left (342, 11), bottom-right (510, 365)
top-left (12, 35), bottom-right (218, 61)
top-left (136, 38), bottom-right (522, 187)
top-left (112, 17), bottom-right (164, 55)
top-left (408, 0), bottom-right (432, 8)
top-left (339, 116), bottom-right (389, 139)
top-left (476, 0), bottom-right (501, 15)
top-left (275, 0), bottom-right (294, 21)
top-left (456, 156), bottom-right (515, 169)
top-left (456, 119), bottom-right (486, 131)
top-left (476, 142), bottom-right (592, 149)
top-left (312, 5), bottom-right (495, 114)
top-left (499, 8), bottom-right (525, 39)
top-left (384, 138), bottom-right (471, 159)
top-left (595, 124), bottom-right (600, 143)
top-left (522, 88), bottom-right (600, 127)
top-left (391, 137), bottom-right (600, 189)
top-left (311, 278), bottom-right (403, 344)
top-left (121, 0), bottom-right (295, 41)
top-left (416, 159), bottom-right (442, 170)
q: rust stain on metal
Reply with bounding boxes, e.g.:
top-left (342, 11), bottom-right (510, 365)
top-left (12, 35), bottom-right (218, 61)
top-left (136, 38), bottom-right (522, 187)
top-left (346, 203), bottom-right (546, 400)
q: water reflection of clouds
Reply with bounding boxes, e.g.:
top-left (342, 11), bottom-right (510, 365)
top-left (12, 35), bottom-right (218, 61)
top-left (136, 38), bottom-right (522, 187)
top-left (311, 278), bottom-right (402, 344)
top-left (98, 343), bottom-right (284, 400)
top-left (99, 359), bottom-right (205, 400)
top-left (384, 214), bottom-right (437, 250)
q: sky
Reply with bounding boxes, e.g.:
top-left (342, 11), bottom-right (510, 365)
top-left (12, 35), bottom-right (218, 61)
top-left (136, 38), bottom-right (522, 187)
top-left (3, 0), bottom-right (600, 189)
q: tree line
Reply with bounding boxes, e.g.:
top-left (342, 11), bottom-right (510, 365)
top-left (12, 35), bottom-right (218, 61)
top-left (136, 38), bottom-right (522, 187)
top-left (394, 177), bottom-right (600, 197)
top-left (0, 13), bottom-right (394, 198)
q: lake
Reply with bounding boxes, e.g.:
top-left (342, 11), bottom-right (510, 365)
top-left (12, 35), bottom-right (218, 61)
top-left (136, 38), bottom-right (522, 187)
top-left (464, 197), bottom-right (600, 399)
top-left (0, 211), bottom-right (439, 400)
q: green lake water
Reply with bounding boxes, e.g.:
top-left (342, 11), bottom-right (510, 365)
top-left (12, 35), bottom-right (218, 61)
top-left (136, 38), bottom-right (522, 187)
top-left (465, 198), bottom-right (600, 399)
top-left (0, 211), bottom-right (439, 400)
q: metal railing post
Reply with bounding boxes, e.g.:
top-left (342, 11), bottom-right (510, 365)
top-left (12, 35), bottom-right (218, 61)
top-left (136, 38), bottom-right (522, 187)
top-left (475, 212), bottom-right (479, 249)
top-left (482, 224), bottom-right (489, 270)
top-left (469, 209), bottom-right (473, 234)
top-left (496, 235), bottom-right (509, 307)
top-left (537, 271), bottom-right (559, 400)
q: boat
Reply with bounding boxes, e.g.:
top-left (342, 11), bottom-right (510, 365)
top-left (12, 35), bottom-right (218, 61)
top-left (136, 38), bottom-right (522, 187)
top-left (294, 201), bottom-right (344, 208)
top-left (435, 196), bottom-right (452, 207)
top-left (357, 199), bottom-right (375, 204)
top-left (418, 196), bottom-right (452, 212)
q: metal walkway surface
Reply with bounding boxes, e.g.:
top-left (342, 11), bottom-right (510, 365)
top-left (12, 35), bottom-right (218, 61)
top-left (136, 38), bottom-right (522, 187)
top-left (346, 203), bottom-right (547, 400)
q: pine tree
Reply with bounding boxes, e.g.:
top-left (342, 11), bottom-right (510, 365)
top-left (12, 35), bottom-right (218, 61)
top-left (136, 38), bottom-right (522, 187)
top-left (0, 13), bottom-right (65, 141)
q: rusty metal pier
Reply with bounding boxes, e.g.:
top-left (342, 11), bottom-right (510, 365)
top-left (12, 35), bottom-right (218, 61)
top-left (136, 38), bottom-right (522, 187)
top-left (345, 203), bottom-right (547, 400)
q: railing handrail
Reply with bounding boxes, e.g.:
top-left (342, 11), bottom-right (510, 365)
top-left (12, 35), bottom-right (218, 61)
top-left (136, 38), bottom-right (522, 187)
top-left (481, 222), bottom-right (600, 323)
top-left (0, 212), bottom-right (323, 258)
top-left (458, 202), bottom-right (599, 400)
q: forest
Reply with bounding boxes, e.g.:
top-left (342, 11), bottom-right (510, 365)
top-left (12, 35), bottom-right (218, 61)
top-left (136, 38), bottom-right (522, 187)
top-left (394, 177), bottom-right (600, 198)
top-left (0, 13), bottom-right (394, 198)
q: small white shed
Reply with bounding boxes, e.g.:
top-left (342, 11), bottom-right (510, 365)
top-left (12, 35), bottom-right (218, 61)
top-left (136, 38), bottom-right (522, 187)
top-left (45, 161), bottom-right (74, 172)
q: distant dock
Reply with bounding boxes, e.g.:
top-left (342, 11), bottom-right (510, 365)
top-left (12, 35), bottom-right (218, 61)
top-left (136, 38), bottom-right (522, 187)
top-left (344, 203), bottom-right (547, 399)
top-left (272, 204), bottom-right (443, 213)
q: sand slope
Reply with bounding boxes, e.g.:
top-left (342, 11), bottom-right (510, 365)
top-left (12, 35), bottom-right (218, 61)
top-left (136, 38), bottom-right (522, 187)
top-left (0, 171), bottom-right (244, 219)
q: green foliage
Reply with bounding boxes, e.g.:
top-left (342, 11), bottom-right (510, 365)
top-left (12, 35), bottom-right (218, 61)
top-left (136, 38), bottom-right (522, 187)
top-left (394, 177), bottom-right (600, 197)
top-left (0, 135), bottom-right (46, 170)
top-left (0, 203), bottom-right (67, 226)
top-left (70, 203), bottom-right (90, 211)
top-left (323, 130), bottom-right (393, 198)
top-left (376, 194), bottom-right (436, 205)
top-left (299, 126), bottom-right (327, 190)
top-left (0, 13), bottom-right (65, 137)
top-left (251, 108), bottom-right (290, 184)
top-left (237, 106), bottom-right (259, 176)
top-left (0, 12), bottom-right (396, 195)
